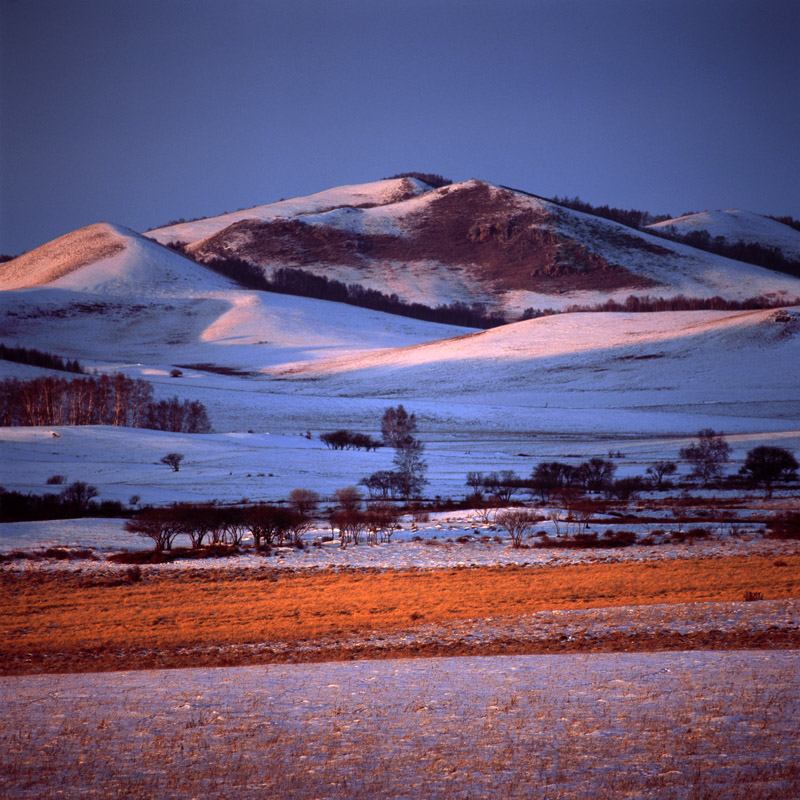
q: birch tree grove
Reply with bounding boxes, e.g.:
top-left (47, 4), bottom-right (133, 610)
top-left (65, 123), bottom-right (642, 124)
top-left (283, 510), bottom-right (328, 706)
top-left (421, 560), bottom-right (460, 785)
top-left (0, 373), bottom-right (211, 432)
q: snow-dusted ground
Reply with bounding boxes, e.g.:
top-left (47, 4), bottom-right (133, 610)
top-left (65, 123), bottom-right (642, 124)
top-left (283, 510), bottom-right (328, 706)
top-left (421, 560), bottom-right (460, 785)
top-left (2, 421), bottom-right (799, 508)
top-left (2, 651), bottom-right (798, 799)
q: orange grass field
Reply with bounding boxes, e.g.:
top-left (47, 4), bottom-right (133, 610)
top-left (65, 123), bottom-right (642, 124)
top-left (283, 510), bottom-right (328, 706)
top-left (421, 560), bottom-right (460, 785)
top-left (2, 554), bottom-right (798, 664)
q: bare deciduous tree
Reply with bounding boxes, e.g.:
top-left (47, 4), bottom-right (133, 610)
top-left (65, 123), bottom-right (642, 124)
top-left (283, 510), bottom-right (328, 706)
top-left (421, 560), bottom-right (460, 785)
top-left (646, 461), bottom-right (677, 490)
top-left (680, 429), bottom-right (730, 486)
top-left (740, 446), bottom-right (798, 498)
top-left (160, 453), bottom-right (184, 472)
top-left (496, 509), bottom-right (542, 548)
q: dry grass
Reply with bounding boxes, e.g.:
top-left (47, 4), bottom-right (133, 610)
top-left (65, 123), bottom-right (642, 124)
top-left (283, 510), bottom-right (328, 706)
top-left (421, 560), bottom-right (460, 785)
top-left (1, 652), bottom-right (798, 799)
top-left (2, 554), bottom-right (797, 667)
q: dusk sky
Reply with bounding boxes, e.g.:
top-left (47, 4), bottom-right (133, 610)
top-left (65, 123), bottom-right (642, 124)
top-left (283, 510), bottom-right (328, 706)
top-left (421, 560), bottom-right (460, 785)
top-left (1, 0), bottom-right (798, 256)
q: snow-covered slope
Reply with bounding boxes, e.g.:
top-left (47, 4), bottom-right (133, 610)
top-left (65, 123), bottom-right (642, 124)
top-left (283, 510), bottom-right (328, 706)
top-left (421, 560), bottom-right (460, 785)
top-left (0, 222), bottom-right (234, 296)
top-left (146, 177), bottom-right (432, 246)
top-left (269, 307), bottom-right (800, 421)
top-left (149, 180), bottom-right (800, 315)
top-left (647, 209), bottom-right (800, 262)
top-left (0, 226), bottom-right (474, 372)
top-left (2, 178), bottom-right (799, 447)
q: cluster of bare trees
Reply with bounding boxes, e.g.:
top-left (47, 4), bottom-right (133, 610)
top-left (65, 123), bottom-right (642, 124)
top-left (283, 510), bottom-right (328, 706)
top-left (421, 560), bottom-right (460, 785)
top-left (327, 487), bottom-right (400, 547)
top-left (466, 460), bottom-right (626, 508)
top-left (0, 343), bottom-right (83, 374)
top-left (320, 429), bottom-right (382, 451)
top-left (473, 432), bottom-right (799, 547)
top-left (123, 486), bottom-right (406, 553)
top-left (0, 373), bottom-right (210, 432)
top-left (125, 499), bottom-right (316, 552)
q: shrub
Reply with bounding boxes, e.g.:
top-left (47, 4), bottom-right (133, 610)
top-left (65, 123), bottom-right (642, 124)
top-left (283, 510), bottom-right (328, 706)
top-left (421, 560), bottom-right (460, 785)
top-left (766, 512), bottom-right (800, 540)
top-left (46, 474), bottom-right (66, 485)
top-left (608, 476), bottom-right (647, 501)
top-left (321, 429), bottom-right (382, 451)
top-left (43, 547), bottom-right (97, 560)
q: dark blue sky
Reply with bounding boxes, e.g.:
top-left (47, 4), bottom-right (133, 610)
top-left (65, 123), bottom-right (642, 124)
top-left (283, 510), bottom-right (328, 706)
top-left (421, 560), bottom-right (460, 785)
top-left (2, 0), bottom-right (798, 254)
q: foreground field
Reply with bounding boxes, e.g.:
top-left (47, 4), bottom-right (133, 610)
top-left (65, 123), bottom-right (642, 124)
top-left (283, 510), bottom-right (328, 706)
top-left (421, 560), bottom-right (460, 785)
top-left (2, 651), bottom-right (798, 799)
top-left (2, 553), bottom-right (798, 674)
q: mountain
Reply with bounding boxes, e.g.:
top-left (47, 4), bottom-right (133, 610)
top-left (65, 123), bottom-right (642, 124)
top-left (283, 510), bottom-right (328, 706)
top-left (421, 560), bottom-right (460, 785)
top-left (147, 180), bottom-right (800, 315)
top-left (647, 209), bottom-right (800, 262)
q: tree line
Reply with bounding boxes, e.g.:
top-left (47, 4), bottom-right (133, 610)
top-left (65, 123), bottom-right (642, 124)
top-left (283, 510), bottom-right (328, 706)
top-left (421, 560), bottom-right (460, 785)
top-left (647, 227), bottom-right (800, 280)
top-left (0, 372), bottom-right (211, 432)
top-left (122, 488), bottom-right (402, 553)
top-left (466, 435), bottom-right (798, 506)
top-left (0, 343), bottom-right (84, 374)
top-left (383, 172), bottom-right (453, 188)
top-left (182, 247), bottom-right (797, 327)
top-left (0, 481), bottom-right (126, 523)
top-left (164, 243), bottom-right (509, 329)
top-left (549, 194), bottom-right (674, 230)
top-left (520, 293), bottom-right (800, 320)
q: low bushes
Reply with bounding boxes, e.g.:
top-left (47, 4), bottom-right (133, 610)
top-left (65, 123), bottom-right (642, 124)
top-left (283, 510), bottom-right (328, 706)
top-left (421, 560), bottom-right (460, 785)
top-left (534, 530), bottom-right (638, 549)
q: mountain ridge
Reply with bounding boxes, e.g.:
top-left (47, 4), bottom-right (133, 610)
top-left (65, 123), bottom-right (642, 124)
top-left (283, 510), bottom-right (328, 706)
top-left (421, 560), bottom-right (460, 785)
top-left (144, 178), bottom-right (800, 315)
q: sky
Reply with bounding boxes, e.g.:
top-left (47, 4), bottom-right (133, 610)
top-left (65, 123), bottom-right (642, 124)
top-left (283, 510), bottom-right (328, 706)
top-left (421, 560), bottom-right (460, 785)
top-left (1, 0), bottom-right (798, 255)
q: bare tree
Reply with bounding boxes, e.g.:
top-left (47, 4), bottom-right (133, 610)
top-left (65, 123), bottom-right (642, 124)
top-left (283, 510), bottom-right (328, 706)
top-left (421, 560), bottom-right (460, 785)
top-left (393, 440), bottom-right (427, 499)
top-left (646, 460), bottom-right (677, 490)
top-left (740, 446), bottom-right (798, 498)
top-left (680, 429), bottom-right (730, 486)
top-left (330, 487), bottom-right (365, 546)
top-left (244, 503), bottom-right (294, 548)
top-left (575, 458), bottom-right (617, 493)
top-left (125, 508), bottom-right (181, 551)
top-left (496, 509), bottom-right (542, 548)
top-left (59, 481), bottom-right (98, 514)
top-left (482, 471), bottom-right (522, 503)
top-left (465, 471), bottom-right (484, 499)
top-left (160, 453), bottom-right (184, 472)
top-left (380, 404), bottom-right (417, 449)
top-left (288, 488), bottom-right (320, 516)
top-left (529, 462), bottom-right (574, 502)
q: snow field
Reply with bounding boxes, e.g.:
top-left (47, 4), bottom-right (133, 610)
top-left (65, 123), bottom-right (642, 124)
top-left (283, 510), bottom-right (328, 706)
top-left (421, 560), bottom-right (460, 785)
top-left (2, 651), bottom-right (798, 799)
top-left (2, 422), bottom-right (798, 507)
